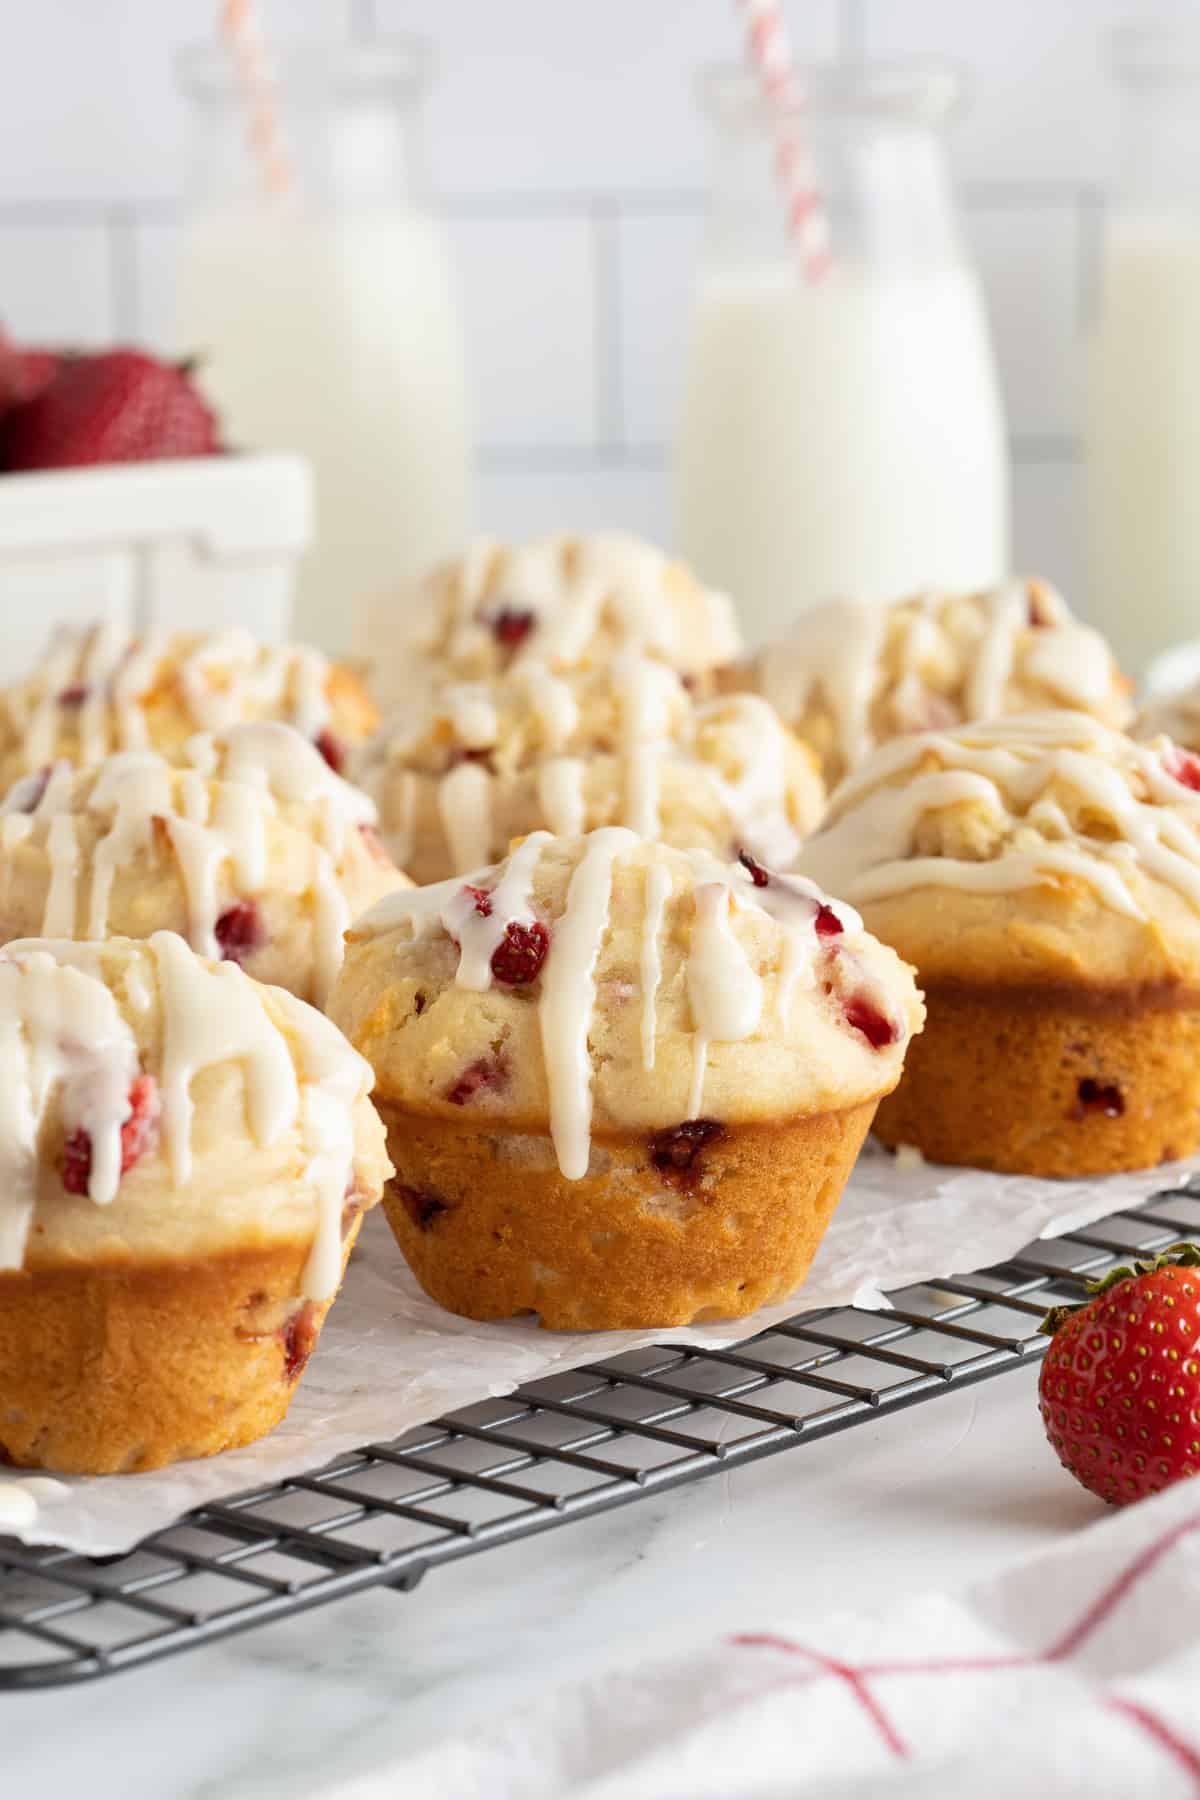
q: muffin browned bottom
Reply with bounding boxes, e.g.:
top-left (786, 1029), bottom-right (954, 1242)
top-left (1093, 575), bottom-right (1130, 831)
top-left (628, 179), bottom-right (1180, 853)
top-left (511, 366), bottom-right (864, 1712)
top-left (873, 981), bottom-right (1200, 1176)
top-left (377, 1101), bottom-right (879, 1329)
top-left (0, 1222), bottom-right (361, 1475)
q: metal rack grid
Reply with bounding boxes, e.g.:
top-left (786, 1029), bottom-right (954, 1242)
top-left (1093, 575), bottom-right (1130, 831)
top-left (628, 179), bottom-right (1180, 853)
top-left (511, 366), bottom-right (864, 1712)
top-left (2, 1179), bottom-right (1198, 1692)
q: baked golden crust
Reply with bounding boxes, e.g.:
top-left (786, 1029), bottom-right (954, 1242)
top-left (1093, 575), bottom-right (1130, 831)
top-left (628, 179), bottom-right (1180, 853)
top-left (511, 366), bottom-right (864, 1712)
top-left (873, 981), bottom-right (1200, 1176)
top-left (377, 1101), bottom-right (877, 1329)
top-left (0, 935), bottom-right (389, 1472)
top-left (0, 1226), bottom-right (360, 1475)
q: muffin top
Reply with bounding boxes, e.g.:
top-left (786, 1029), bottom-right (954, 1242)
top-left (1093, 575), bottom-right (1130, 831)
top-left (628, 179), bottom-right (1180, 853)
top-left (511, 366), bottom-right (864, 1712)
top-left (734, 580), bottom-right (1131, 787)
top-left (0, 722), bottom-right (406, 1005)
top-left (0, 620), bottom-right (378, 791)
top-left (356, 654), bottom-right (824, 883)
top-left (1135, 681), bottom-right (1200, 755)
top-left (798, 711), bottom-right (1200, 987)
top-left (330, 830), bottom-right (923, 1177)
top-left (394, 532), bottom-right (743, 691)
top-left (0, 933), bottom-right (388, 1294)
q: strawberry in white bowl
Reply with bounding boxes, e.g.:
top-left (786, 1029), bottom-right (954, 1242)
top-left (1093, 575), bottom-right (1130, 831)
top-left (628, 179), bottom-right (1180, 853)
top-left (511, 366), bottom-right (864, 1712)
top-left (0, 327), bottom-right (310, 668)
top-left (0, 339), bottom-right (221, 471)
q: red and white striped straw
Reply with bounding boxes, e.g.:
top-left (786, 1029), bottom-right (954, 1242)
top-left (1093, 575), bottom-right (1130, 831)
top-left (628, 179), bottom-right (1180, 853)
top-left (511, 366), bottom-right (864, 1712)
top-left (737, 0), bottom-right (831, 280)
top-left (218, 0), bottom-right (293, 198)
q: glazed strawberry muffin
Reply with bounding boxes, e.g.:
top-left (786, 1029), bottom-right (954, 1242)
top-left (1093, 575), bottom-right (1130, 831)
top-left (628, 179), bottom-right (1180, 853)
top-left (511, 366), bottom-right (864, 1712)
top-left (329, 831), bottom-right (923, 1329)
top-left (378, 531), bottom-right (742, 705)
top-left (355, 654), bottom-right (824, 884)
top-left (799, 711), bottom-right (1200, 1175)
top-left (0, 722), bottom-right (407, 1005)
top-left (0, 620), bottom-right (377, 792)
top-left (0, 933), bottom-right (388, 1474)
top-left (724, 580), bottom-right (1131, 787)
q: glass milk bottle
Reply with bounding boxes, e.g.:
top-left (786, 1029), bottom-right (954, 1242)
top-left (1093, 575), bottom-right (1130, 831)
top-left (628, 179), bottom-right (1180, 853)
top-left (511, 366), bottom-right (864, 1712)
top-left (175, 40), bottom-right (470, 650)
top-left (1086, 26), bottom-right (1200, 680)
top-left (677, 65), bottom-right (1009, 644)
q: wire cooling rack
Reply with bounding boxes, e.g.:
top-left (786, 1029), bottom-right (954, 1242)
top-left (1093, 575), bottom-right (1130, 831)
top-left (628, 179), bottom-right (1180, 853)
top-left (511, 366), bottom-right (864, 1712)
top-left (3, 1180), bottom-right (1199, 1692)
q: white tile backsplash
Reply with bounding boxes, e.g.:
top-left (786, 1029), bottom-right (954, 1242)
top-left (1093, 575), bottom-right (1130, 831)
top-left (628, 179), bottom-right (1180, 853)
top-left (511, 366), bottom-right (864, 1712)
top-left (1, 0), bottom-right (1137, 606)
top-left (0, 223), bottom-right (115, 343)
top-left (964, 198), bottom-right (1083, 439)
top-left (861, 0), bottom-right (1196, 186)
top-left (374, 0), bottom-right (839, 197)
top-left (1011, 459), bottom-right (1085, 605)
top-left (448, 214), bottom-right (597, 450)
top-left (0, 1), bottom-right (359, 207)
top-left (478, 462), bottom-right (671, 547)
top-left (616, 209), bottom-right (705, 451)
top-left (126, 219), bottom-right (180, 352)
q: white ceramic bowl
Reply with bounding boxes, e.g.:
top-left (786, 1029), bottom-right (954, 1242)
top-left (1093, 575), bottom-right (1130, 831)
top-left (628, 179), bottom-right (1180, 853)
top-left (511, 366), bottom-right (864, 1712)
top-left (0, 452), bottom-right (312, 678)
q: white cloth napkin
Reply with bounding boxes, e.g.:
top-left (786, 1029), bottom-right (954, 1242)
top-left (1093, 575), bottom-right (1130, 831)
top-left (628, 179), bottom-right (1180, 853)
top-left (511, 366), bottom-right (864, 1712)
top-left (331, 1478), bottom-right (1200, 1800)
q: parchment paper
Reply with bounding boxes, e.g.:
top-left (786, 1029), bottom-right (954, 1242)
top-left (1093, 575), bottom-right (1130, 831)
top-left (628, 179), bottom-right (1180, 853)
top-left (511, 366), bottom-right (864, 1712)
top-left (8, 1147), bottom-right (1198, 1554)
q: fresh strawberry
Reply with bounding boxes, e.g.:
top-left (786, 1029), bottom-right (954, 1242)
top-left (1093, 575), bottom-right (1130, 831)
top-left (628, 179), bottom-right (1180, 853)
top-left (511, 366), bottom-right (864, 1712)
top-left (738, 850), bottom-right (770, 887)
top-left (280, 1302), bottom-right (320, 1381)
top-left (0, 328), bottom-right (63, 410)
top-left (314, 729), bottom-right (345, 774)
top-left (1038, 1244), bottom-right (1200, 1506)
top-left (490, 919), bottom-right (549, 985)
top-left (1166, 746), bottom-right (1200, 794)
top-left (214, 900), bottom-right (263, 965)
top-left (1, 348), bottom-right (219, 470)
top-left (60, 1073), bottom-right (160, 1195)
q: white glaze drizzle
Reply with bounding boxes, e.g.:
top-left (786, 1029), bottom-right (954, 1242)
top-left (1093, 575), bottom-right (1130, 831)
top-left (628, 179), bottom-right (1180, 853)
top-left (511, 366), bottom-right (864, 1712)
top-left (5, 726), bottom-right (377, 1003)
top-left (408, 654), bottom-right (809, 872)
top-left (0, 951), bottom-right (140, 1266)
top-left (354, 831), bottom-right (905, 1181)
top-left (441, 532), bottom-right (741, 674)
top-left (442, 684), bottom-right (500, 750)
top-left (537, 828), bottom-right (638, 1178)
top-left (0, 935), bottom-right (373, 1299)
top-left (42, 815), bottom-right (80, 936)
top-left (15, 624), bottom-right (334, 769)
top-left (151, 933), bottom-right (367, 1298)
top-left (692, 692), bottom-right (805, 867)
top-left (756, 582), bottom-right (1124, 772)
top-left (438, 760), bottom-right (495, 875)
top-left (802, 711), bottom-right (1200, 920)
top-left (760, 598), bottom-right (889, 771)
top-left (639, 858), bottom-right (673, 1072)
top-left (268, 985), bottom-right (370, 1299)
top-left (686, 881), bottom-right (765, 1118)
top-left (964, 584), bottom-right (1027, 718)
top-left (443, 830), bottom-right (552, 989)
top-left (611, 653), bottom-right (675, 838)
top-left (536, 757), bottom-right (587, 837)
top-left (516, 662), bottom-right (579, 750)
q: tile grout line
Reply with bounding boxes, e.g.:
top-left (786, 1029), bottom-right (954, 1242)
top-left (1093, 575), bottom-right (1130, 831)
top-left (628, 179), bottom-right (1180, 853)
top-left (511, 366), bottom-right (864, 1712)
top-left (473, 435), bottom-right (1079, 475)
top-left (590, 199), bottom-right (624, 451)
top-left (0, 185), bottom-right (1105, 231)
top-left (105, 206), bottom-right (139, 341)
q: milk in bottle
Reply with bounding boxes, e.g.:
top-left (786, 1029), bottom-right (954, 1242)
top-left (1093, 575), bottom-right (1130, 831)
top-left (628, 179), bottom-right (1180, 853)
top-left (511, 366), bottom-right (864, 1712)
top-left (677, 66), bottom-right (1009, 643)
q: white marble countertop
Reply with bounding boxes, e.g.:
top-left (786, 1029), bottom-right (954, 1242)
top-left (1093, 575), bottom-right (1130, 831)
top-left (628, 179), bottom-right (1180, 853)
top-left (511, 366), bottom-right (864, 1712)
top-left (4, 1356), bottom-right (1101, 1800)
